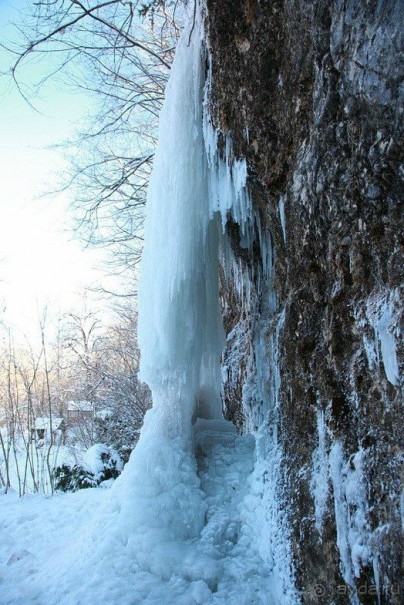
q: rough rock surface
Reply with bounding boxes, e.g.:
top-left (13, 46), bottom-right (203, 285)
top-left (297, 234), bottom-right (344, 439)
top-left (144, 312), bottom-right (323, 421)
top-left (206, 1), bottom-right (403, 603)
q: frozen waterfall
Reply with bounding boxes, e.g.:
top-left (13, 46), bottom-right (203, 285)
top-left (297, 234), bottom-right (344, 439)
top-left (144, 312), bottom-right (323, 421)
top-left (138, 9), bottom-right (224, 443)
top-left (12, 8), bottom-right (297, 605)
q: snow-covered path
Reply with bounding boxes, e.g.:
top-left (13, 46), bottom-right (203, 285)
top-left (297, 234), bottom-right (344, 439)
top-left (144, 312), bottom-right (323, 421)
top-left (0, 422), bottom-right (278, 605)
top-left (193, 420), bottom-right (274, 603)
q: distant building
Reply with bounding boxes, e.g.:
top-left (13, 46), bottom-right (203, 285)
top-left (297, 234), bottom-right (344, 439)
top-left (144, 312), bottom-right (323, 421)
top-left (31, 417), bottom-right (66, 444)
top-left (67, 401), bottom-right (94, 425)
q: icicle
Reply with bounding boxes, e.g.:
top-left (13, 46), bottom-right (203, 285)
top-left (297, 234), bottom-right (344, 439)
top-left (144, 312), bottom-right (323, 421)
top-left (310, 408), bottom-right (329, 539)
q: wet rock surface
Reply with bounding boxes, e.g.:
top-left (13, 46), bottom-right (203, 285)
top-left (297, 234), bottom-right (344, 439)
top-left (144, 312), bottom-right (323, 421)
top-left (206, 1), bottom-right (403, 602)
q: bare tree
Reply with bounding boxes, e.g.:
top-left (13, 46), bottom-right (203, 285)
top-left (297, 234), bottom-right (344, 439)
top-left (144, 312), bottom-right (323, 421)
top-left (57, 301), bottom-right (151, 454)
top-left (0, 319), bottom-right (66, 495)
top-left (3, 0), bottom-right (182, 278)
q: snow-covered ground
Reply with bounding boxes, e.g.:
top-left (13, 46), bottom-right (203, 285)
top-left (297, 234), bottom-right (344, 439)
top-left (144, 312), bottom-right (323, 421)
top-left (1, 421), bottom-right (284, 604)
top-left (0, 486), bottom-right (108, 603)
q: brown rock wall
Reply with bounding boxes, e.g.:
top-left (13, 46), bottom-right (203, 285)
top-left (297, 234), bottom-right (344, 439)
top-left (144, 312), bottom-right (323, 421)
top-left (206, 1), bottom-right (403, 602)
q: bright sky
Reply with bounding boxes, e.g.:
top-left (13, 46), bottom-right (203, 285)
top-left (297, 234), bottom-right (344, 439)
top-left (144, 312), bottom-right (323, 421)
top-left (0, 0), bottom-right (112, 344)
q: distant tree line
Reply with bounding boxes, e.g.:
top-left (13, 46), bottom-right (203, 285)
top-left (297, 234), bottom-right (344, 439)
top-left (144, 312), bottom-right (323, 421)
top-left (0, 301), bottom-right (151, 495)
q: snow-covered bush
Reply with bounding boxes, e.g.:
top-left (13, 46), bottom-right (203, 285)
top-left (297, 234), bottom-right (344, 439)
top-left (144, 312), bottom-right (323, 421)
top-left (53, 444), bottom-right (123, 492)
top-left (83, 444), bottom-right (123, 482)
top-left (53, 464), bottom-right (97, 492)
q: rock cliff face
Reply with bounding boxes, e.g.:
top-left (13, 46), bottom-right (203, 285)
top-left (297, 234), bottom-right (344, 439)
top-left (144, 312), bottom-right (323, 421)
top-left (205, 1), bottom-right (403, 602)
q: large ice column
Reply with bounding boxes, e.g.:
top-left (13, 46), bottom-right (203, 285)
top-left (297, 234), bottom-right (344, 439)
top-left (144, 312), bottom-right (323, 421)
top-left (101, 12), bottom-right (222, 550)
top-left (138, 8), bottom-right (224, 443)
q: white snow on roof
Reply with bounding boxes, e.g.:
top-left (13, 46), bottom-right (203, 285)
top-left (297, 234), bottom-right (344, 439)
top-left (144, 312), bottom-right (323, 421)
top-left (67, 400), bottom-right (93, 412)
top-left (34, 417), bottom-right (64, 431)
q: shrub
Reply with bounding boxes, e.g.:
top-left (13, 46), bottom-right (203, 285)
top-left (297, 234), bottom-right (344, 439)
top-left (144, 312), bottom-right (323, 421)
top-left (54, 444), bottom-right (123, 492)
top-left (53, 464), bottom-right (96, 492)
